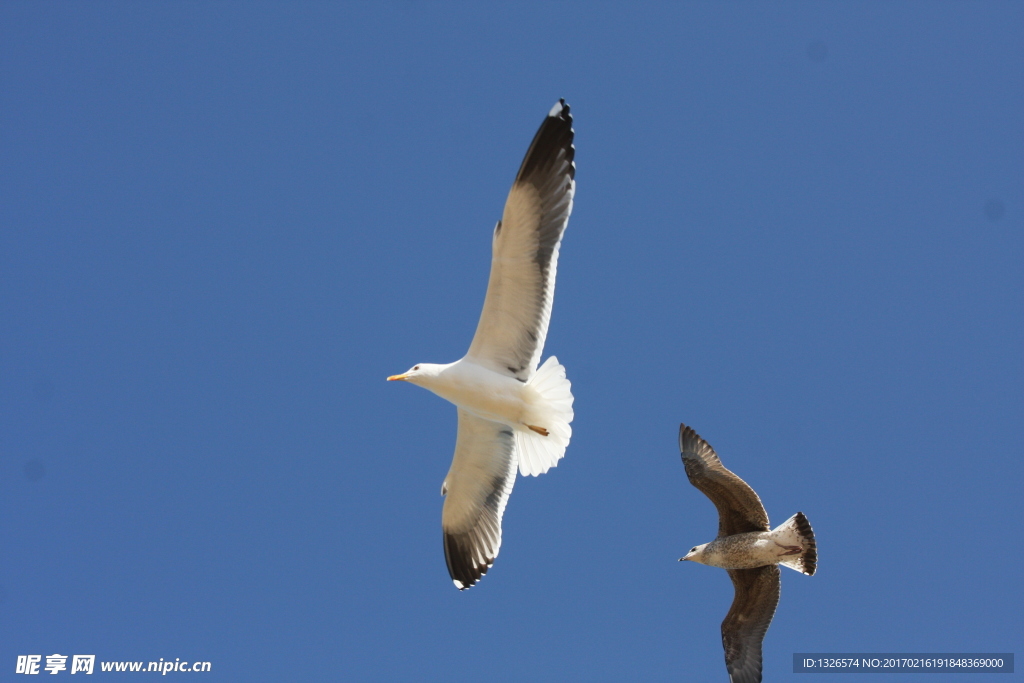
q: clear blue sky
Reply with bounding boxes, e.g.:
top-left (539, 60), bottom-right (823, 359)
top-left (1, 3), bottom-right (1021, 681)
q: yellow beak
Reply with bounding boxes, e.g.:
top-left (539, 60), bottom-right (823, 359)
top-left (387, 374), bottom-right (409, 382)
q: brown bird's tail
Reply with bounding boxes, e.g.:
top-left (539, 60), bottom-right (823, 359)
top-left (774, 512), bottom-right (817, 576)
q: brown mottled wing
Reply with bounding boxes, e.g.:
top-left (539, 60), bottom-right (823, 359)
top-left (466, 100), bottom-right (575, 381)
top-left (679, 424), bottom-right (769, 537)
top-left (722, 565), bottom-right (781, 683)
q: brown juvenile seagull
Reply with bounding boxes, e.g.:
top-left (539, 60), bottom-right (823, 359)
top-left (678, 423), bottom-right (816, 683)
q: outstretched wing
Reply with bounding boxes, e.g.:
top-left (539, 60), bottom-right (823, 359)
top-left (722, 565), bottom-right (781, 683)
top-left (440, 410), bottom-right (518, 589)
top-left (466, 100), bottom-right (575, 381)
top-left (679, 423), bottom-right (770, 537)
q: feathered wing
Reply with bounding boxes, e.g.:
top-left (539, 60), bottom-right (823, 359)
top-left (679, 424), bottom-right (770, 537)
top-left (466, 100), bottom-right (575, 381)
top-left (440, 410), bottom-right (518, 589)
top-left (722, 565), bottom-right (781, 683)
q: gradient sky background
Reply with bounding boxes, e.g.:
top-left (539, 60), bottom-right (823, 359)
top-left (1, 3), bottom-right (1021, 681)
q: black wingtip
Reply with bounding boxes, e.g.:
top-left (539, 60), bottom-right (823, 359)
top-left (443, 531), bottom-right (491, 591)
top-left (549, 98), bottom-right (570, 120)
top-left (515, 100), bottom-right (575, 185)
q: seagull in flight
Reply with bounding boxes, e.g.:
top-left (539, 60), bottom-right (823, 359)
top-left (389, 101), bottom-right (576, 590)
top-left (678, 423), bottom-right (817, 683)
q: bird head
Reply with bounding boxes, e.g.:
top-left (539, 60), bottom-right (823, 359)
top-left (387, 363), bottom-right (441, 387)
top-left (679, 543), bottom-right (709, 564)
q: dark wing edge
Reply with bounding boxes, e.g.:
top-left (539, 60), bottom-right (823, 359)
top-left (511, 101), bottom-right (575, 377)
top-left (444, 508), bottom-right (507, 590)
top-left (441, 412), bottom-right (518, 590)
top-left (679, 423), bottom-right (770, 537)
top-left (515, 99), bottom-right (576, 187)
top-left (722, 565), bottom-right (781, 683)
top-left (467, 100), bottom-right (575, 380)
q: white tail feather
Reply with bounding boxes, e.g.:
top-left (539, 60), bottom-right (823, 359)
top-left (516, 357), bottom-right (574, 477)
top-left (774, 512), bottom-right (817, 576)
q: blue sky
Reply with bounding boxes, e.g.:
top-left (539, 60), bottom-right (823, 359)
top-left (1, 3), bottom-right (1021, 681)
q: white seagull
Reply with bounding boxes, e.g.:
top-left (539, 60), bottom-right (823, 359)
top-left (678, 423), bottom-right (817, 683)
top-left (388, 100), bottom-right (576, 590)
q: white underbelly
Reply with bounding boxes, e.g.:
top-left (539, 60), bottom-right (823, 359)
top-left (433, 361), bottom-right (533, 426)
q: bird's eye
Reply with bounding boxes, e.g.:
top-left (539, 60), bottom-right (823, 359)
top-left (690, 547), bottom-right (698, 553)
top-left (413, 365), bottom-right (420, 371)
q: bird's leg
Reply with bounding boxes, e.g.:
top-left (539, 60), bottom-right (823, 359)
top-left (774, 541), bottom-right (802, 556)
top-left (527, 425), bottom-right (549, 436)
